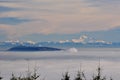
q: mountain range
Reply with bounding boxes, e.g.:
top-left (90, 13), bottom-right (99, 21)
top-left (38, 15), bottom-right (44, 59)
top-left (0, 35), bottom-right (120, 51)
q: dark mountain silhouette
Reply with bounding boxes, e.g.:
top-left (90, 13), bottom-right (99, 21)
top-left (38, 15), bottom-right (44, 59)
top-left (8, 46), bottom-right (62, 51)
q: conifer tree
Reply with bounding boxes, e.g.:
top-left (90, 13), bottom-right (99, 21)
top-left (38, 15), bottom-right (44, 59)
top-left (74, 71), bottom-right (86, 80)
top-left (10, 74), bottom-right (17, 80)
top-left (61, 72), bottom-right (70, 80)
top-left (0, 77), bottom-right (2, 80)
top-left (0, 73), bottom-right (2, 80)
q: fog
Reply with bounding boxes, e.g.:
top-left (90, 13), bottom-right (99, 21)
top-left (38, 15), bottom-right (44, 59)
top-left (0, 48), bottom-right (120, 80)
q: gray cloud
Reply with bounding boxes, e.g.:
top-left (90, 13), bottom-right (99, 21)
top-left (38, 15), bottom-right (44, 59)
top-left (85, 0), bottom-right (120, 5)
top-left (84, 0), bottom-right (120, 11)
top-left (0, 0), bottom-right (17, 2)
top-left (0, 17), bottom-right (31, 25)
top-left (0, 6), bottom-right (18, 12)
top-left (0, 0), bottom-right (29, 3)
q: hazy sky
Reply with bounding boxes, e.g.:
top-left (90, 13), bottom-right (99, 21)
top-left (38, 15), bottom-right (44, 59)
top-left (0, 0), bottom-right (120, 42)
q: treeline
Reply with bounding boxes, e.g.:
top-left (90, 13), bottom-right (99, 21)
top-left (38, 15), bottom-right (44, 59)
top-left (0, 67), bottom-right (113, 80)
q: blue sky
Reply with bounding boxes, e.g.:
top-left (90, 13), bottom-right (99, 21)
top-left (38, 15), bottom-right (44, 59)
top-left (0, 0), bottom-right (120, 42)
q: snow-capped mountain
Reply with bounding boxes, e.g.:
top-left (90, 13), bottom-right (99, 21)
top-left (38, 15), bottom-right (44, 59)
top-left (0, 35), bottom-right (120, 51)
top-left (58, 35), bottom-right (111, 44)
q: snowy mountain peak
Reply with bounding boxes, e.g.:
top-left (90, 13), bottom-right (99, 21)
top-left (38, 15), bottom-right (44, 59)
top-left (26, 41), bottom-right (36, 45)
top-left (5, 40), bottom-right (20, 43)
top-left (59, 35), bottom-right (111, 44)
top-left (72, 35), bottom-right (88, 43)
top-left (59, 40), bottom-right (70, 43)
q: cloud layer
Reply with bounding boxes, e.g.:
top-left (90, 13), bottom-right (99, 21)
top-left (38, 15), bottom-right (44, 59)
top-left (1, 50), bottom-right (120, 80)
top-left (0, 0), bottom-right (120, 40)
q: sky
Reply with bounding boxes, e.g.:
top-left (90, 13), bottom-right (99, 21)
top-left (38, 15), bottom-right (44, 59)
top-left (0, 0), bottom-right (120, 42)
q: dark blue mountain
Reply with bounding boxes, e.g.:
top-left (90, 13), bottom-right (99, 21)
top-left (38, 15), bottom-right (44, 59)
top-left (8, 46), bottom-right (62, 51)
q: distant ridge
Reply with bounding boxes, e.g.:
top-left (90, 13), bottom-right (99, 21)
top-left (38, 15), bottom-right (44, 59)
top-left (8, 46), bottom-right (62, 51)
